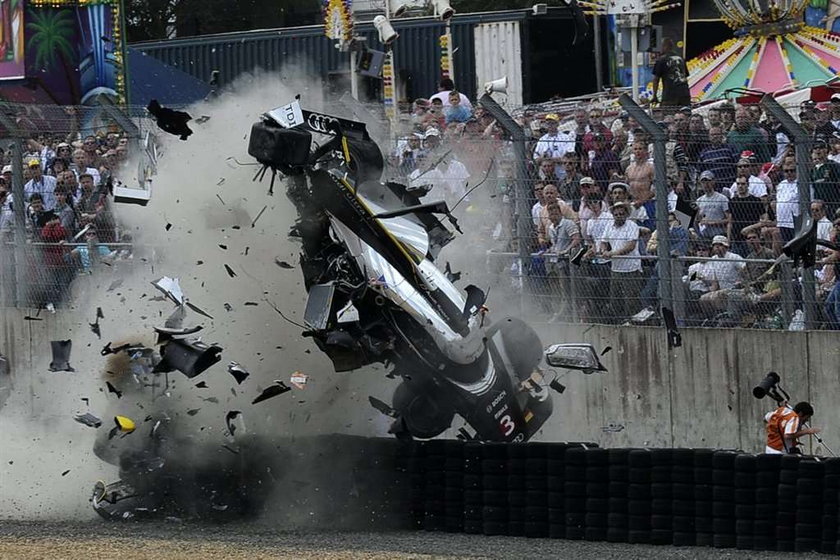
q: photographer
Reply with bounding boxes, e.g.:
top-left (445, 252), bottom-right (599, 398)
top-left (764, 401), bottom-right (820, 454)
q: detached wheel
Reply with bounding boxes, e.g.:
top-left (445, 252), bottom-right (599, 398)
top-left (392, 381), bottom-right (455, 440)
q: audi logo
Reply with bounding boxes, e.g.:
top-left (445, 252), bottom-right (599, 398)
top-left (307, 113), bottom-right (339, 134)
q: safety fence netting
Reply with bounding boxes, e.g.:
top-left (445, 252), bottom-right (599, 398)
top-left (0, 102), bottom-right (162, 309)
top-left (1, 96), bottom-right (839, 332)
top-left (385, 95), bottom-right (840, 330)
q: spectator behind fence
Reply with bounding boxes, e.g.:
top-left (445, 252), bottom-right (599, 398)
top-left (598, 201), bottom-right (643, 322)
top-left (589, 133), bottom-right (621, 191)
top-left (24, 159), bottom-right (57, 211)
top-left (558, 152), bottom-right (582, 206)
top-left (813, 201), bottom-right (834, 245)
top-left (67, 226), bottom-right (112, 273)
top-left (39, 210), bottom-right (72, 305)
top-left (430, 78), bottom-right (473, 110)
top-left (535, 115), bottom-right (575, 172)
top-left (683, 240), bottom-right (713, 323)
top-left (810, 139), bottom-right (840, 215)
top-left (775, 164), bottom-right (800, 243)
top-left (823, 220), bottom-right (840, 328)
top-left (699, 126), bottom-right (740, 192)
top-left (0, 182), bottom-right (11, 237)
top-left (727, 107), bottom-right (771, 163)
top-left (444, 91), bottom-right (472, 124)
top-left (729, 176), bottom-right (765, 256)
top-left (695, 170), bottom-right (731, 240)
top-left (699, 235), bottom-right (747, 317)
top-left (725, 157), bottom-right (767, 199)
top-left (53, 189), bottom-right (77, 240)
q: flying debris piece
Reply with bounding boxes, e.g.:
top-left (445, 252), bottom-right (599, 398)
top-left (89, 320), bottom-right (101, 339)
top-left (243, 302), bottom-right (258, 306)
top-left (290, 371), bottom-right (308, 390)
top-left (49, 340), bottom-right (74, 372)
top-left (218, 244), bottom-right (228, 250)
top-left (274, 258), bottom-right (294, 269)
top-left (81, 397), bottom-right (89, 406)
top-left (165, 223), bottom-right (173, 231)
top-left (251, 205), bottom-right (268, 228)
top-left (601, 423), bottom-right (626, 433)
top-left (151, 277), bottom-right (184, 305)
top-left (444, 262), bottom-right (461, 283)
top-left (224, 264), bottom-right (237, 278)
top-left (155, 306), bottom-right (204, 341)
top-left (368, 396), bottom-right (397, 418)
top-left (100, 35), bottom-right (112, 42)
top-left (224, 303), bottom-right (233, 312)
top-left (202, 397), bottom-right (220, 404)
top-left (107, 279), bottom-right (123, 292)
top-left (74, 412), bottom-right (102, 428)
top-left (225, 411), bottom-right (242, 436)
top-left (251, 382), bottom-right (291, 404)
top-left (23, 316), bottom-right (43, 321)
top-left (549, 379), bottom-right (566, 394)
top-left (187, 409), bottom-right (200, 416)
top-left (601, 346), bottom-right (613, 356)
top-left (157, 338), bottom-right (222, 378)
top-left (147, 99), bottom-right (193, 140)
top-left (221, 444), bottom-right (239, 455)
top-left (185, 301), bottom-right (214, 320)
top-left (195, 115), bottom-right (211, 124)
top-left (227, 362), bottom-right (249, 384)
top-left (661, 307), bottom-right (682, 349)
top-left (101, 341), bottom-right (137, 356)
top-left (61, 470), bottom-right (70, 476)
top-left (195, 381), bottom-right (208, 389)
top-left (114, 415), bottom-right (136, 434)
top-left (106, 382), bottom-right (123, 399)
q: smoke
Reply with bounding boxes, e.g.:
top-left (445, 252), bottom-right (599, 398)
top-left (0, 67), bottom-right (517, 522)
top-left (0, 70), bottom-right (392, 521)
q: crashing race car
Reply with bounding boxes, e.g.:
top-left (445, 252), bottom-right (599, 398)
top-left (248, 97), bottom-right (606, 443)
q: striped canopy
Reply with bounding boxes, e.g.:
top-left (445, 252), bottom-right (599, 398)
top-left (688, 26), bottom-right (840, 102)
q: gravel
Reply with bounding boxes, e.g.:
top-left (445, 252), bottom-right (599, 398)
top-left (0, 520), bottom-right (830, 560)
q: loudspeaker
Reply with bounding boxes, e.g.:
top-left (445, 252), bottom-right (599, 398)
top-left (431, 0), bottom-right (455, 20)
top-left (484, 76), bottom-right (508, 95)
top-left (373, 15), bottom-right (399, 46)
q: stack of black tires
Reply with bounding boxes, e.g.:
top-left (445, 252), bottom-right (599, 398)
top-left (481, 442), bottom-right (509, 536)
top-left (463, 442), bottom-right (483, 534)
top-left (671, 448), bottom-right (696, 546)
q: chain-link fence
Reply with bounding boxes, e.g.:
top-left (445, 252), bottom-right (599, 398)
top-left (0, 101), bottom-right (160, 309)
top-left (381, 92), bottom-right (840, 330)
top-left (1, 94), bottom-right (838, 330)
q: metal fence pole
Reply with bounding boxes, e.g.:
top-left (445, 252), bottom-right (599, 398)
top-left (0, 107), bottom-right (29, 307)
top-left (760, 94), bottom-right (817, 329)
top-left (618, 94), bottom-right (673, 316)
top-left (478, 93), bottom-right (532, 317)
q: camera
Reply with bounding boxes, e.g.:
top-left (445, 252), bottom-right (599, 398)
top-left (753, 371), bottom-right (788, 402)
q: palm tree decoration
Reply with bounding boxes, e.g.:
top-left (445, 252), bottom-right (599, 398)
top-left (26, 8), bottom-right (81, 104)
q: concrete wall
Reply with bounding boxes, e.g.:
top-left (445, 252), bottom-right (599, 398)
top-left (531, 323), bottom-right (840, 455)
top-left (2, 307), bottom-right (839, 454)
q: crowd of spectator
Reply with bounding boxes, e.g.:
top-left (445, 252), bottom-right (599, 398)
top-left (0, 130), bottom-right (132, 308)
top-left (385, 79), bottom-right (840, 329)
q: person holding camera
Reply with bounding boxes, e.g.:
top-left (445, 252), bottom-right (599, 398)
top-left (764, 401), bottom-right (820, 454)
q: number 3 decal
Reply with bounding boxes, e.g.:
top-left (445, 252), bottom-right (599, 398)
top-left (499, 415), bottom-right (515, 436)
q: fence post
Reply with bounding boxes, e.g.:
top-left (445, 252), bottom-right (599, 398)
top-left (478, 93), bottom-right (532, 317)
top-left (759, 94), bottom-right (817, 329)
top-left (618, 95), bottom-right (673, 317)
top-left (0, 106), bottom-right (29, 307)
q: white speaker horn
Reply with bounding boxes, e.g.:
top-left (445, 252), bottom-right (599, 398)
top-left (484, 76), bottom-right (508, 95)
top-left (374, 15), bottom-right (399, 46)
top-left (431, 0), bottom-right (455, 20)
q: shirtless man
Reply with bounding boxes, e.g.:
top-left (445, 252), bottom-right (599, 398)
top-left (625, 141), bottom-right (654, 194)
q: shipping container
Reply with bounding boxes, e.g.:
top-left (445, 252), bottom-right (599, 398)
top-left (131, 7), bottom-right (600, 107)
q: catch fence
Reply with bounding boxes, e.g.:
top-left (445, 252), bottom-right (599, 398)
top-left (1, 94), bottom-right (838, 331)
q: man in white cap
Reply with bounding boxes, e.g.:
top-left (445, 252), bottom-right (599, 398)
top-left (533, 114), bottom-right (576, 162)
top-left (699, 235), bottom-right (746, 312)
top-left (597, 201), bottom-right (643, 322)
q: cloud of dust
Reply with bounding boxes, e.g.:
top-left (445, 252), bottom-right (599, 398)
top-left (0, 69), bottom-right (397, 522)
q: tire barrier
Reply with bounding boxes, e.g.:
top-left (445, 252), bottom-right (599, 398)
top-left (394, 441), bottom-right (840, 553)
